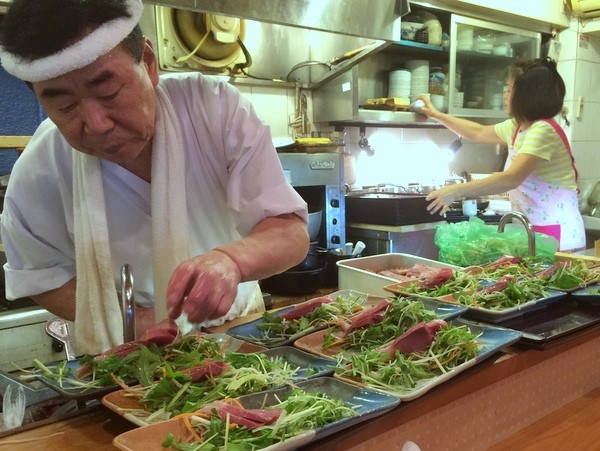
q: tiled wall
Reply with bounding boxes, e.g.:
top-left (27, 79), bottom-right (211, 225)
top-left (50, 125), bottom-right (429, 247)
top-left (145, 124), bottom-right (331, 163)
top-left (558, 20), bottom-right (600, 206)
top-left (236, 84), bottom-right (299, 139)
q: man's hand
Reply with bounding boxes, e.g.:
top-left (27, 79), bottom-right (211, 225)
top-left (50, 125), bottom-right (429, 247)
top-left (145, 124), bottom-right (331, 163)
top-left (166, 250), bottom-right (241, 323)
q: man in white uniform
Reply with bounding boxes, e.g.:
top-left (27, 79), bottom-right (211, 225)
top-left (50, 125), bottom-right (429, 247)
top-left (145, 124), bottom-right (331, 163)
top-left (0, 0), bottom-right (309, 354)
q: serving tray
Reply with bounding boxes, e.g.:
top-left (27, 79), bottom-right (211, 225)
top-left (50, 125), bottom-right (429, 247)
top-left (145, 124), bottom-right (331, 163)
top-left (333, 318), bottom-right (521, 401)
top-left (32, 334), bottom-right (265, 400)
top-left (294, 296), bottom-right (468, 360)
top-left (102, 347), bottom-right (337, 427)
top-left (226, 290), bottom-right (384, 347)
top-left (385, 281), bottom-right (568, 323)
top-left (495, 298), bottom-right (600, 349)
top-left (112, 377), bottom-right (400, 451)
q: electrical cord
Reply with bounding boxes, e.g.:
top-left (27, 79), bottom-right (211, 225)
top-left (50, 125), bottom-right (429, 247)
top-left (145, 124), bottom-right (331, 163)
top-left (230, 37), bottom-right (286, 82)
top-left (285, 60), bottom-right (331, 82)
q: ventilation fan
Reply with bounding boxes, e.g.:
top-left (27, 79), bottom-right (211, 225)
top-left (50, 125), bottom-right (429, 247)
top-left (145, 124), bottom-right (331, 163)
top-left (571, 0), bottom-right (600, 18)
top-left (154, 6), bottom-right (247, 73)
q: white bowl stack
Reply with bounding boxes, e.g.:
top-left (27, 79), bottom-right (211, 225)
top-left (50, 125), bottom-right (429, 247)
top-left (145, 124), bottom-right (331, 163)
top-left (453, 91), bottom-right (465, 108)
top-left (388, 69), bottom-right (411, 98)
top-left (405, 60), bottom-right (429, 102)
top-left (457, 27), bottom-right (474, 51)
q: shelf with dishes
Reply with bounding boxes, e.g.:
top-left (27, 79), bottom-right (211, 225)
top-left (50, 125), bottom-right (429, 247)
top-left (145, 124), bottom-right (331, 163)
top-left (447, 14), bottom-right (541, 118)
top-left (313, 9), bottom-right (541, 127)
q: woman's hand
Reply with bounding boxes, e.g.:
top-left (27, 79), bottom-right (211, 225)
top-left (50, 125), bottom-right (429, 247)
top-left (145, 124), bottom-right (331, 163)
top-left (414, 95), bottom-right (440, 119)
top-left (166, 250), bottom-right (242, 324)
top-left (426, 184), bottom-right (462, 216)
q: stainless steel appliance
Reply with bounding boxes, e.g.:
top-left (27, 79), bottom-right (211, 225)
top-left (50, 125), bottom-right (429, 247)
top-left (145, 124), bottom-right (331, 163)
top-left (346, 223), bottom-right (442, 261)
top-left (0, 136), bottom-right (71, 371)
top-left (0, 304), bottom-right (66, 372)
top-left (344, 185), bottom-right (444, 260)
top-left (278, 152), bottom-right (346, 249)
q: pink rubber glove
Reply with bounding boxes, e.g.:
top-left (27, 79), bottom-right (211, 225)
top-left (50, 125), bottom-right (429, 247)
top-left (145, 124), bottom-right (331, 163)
top-left (166, 249), bottom-right (242, 324)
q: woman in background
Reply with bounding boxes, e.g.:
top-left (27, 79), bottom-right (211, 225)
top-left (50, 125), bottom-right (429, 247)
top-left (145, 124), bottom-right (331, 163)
top-left (417, 57), bottom-right (585, 252)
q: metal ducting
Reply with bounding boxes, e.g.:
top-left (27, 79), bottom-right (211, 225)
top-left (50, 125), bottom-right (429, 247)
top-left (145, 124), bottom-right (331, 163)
top-left (146, 0), bottom-right (406, 41)
top-left (145, 1), bottom-right (408, 87)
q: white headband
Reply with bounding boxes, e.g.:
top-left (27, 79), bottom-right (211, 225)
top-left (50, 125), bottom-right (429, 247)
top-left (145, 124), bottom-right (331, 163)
top-left (0, 0), bottom-right (144, 83)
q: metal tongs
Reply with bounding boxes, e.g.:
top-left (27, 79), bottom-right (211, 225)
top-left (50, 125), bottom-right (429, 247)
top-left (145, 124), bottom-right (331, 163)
top-left (45, 317), bottom-right (77, 361)
top-left (44, 264), bottom-right (136, 362)
top-left (121, 263), bottom-right (136, 343)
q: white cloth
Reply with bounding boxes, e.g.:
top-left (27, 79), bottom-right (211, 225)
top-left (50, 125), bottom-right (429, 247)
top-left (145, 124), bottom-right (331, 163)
top-left (72, 154), bottom-right (122, 353)
top-left (1, 72), bottom-right (306, 347)
top-left (72, 83), bottom-right (190, 353)
top-left (150, 84), bottom-right (190, 324)
top-left (0, 0), bottom-right (144, 83)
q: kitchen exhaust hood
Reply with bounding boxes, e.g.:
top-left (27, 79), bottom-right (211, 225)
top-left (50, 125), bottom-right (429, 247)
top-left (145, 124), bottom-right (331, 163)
top-left (145, 0), bottom-right (406, 41)
top-left (143, 0), bottom-right (409, 88)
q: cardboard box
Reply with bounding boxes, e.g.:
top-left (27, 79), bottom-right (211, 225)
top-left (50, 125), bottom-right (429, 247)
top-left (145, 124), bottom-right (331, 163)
top-left (337, 253), bottom-right (458, 296)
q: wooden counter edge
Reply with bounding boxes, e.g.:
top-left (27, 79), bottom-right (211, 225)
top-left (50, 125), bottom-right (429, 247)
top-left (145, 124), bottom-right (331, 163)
top-left (305, 325), bottom-right (600, 450)
top-left (2, 310), bottom-right (599, 450)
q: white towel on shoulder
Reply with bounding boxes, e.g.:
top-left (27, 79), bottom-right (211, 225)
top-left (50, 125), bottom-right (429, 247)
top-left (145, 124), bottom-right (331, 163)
top-left (73, 84), bottom-right (189, 354)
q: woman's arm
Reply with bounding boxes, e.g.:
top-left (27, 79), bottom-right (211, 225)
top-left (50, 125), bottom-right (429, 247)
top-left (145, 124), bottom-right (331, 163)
top-left (416, 96), bottom-right (505, 144)
top-left (426, 152), bottom-right (543, 215)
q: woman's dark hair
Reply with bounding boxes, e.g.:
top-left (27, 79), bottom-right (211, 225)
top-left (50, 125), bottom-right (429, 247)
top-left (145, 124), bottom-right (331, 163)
top-left (510, 57), bottom-right (565, 124)
top-left (0, 0), bottom-right (144, 62)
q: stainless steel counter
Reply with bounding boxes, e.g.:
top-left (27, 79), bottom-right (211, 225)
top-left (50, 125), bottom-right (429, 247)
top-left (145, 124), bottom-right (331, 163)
top-left (346, 221), bottom-right (445, 261)
top-left (0, 307), bottom-right (69, 372)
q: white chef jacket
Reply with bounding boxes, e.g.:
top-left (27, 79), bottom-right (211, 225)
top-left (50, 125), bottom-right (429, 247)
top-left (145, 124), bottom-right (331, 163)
top-left (0, 72), bottom-right (307, 325)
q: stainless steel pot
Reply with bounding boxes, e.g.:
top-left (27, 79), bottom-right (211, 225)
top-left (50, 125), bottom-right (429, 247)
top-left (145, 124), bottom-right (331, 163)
top-left (290, 245), bottom-right (327, 271)
top-left (307, 211), bottom-right (322, 241)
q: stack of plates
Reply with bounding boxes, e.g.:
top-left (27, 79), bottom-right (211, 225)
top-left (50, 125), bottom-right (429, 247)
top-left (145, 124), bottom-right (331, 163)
top-left (388, 70), bottom-right (411, 98)
top-left (457, 27), bottom-right (474, 51)
top-left (405, 60), bottom-right (429, 101)
top-left (453, 91), bottom-right (464, 108)
top-left (474, 36), bottom-right (493, 54)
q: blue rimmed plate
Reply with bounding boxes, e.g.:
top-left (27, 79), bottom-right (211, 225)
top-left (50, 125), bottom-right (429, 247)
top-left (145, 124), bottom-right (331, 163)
top-left (227, 289), bottom-right (387, 347)
top-left (112, 377), bottom-right (400, 450)
top-left (334, 318), bottom-right (521, 401)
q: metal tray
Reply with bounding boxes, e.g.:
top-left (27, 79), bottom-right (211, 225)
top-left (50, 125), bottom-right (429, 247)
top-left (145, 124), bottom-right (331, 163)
top-left (294, 296), bottom-right (468, 360)
top-left (32, 334), bottom-right (266, 400)
top-left (102, 348), bottom-right (339, 427)
top-left (337, 253), bottom-right (458, 297)
top-left (333, 318), bottom-right (522, 401)
top-left (227, 289), bottom-right (382, 347)
top-left (112, 377), bottom-right (400, 450)
top-left (494, 298), bottom-right (600, 349)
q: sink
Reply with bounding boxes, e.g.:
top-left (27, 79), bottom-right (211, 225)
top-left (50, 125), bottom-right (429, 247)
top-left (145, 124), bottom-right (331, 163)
top-left (582, 215), bottom-right (600, 232)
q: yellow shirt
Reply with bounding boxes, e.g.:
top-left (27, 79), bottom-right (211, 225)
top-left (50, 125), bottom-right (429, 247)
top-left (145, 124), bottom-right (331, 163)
top-left (494, 118), bottom-right (578, 190)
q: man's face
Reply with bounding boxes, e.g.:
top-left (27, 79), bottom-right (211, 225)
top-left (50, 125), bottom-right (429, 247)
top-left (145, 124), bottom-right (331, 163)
top-left (32, 39), bottom-right (160, 165)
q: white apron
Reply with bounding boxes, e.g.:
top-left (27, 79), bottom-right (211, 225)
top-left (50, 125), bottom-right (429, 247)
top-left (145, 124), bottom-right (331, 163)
top-left (505, 119), bottom-right (585, 252)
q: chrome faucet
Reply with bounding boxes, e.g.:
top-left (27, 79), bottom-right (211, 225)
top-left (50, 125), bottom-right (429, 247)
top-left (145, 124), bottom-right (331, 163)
top-left (120, 264), bottom-right (136, 342)
top-left (498, 211), bottom-right (536, 257)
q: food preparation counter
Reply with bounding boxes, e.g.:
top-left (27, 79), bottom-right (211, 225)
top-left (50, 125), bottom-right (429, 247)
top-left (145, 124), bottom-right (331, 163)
top-left (1, 308), bottom-right (599, 450)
